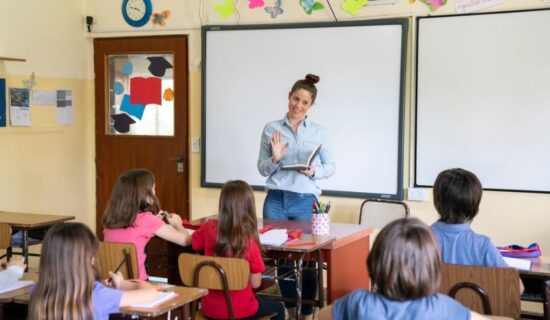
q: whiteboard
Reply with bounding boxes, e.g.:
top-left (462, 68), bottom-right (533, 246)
top-left (202, 20), bottom-right (407, 199)
top-left (416, 9), bottom-right (550, 192)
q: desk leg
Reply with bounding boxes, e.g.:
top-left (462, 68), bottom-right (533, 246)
top-left (22, 229), bottom-right (29, 267)
top-left (295, 255), bottom-right (304, 319)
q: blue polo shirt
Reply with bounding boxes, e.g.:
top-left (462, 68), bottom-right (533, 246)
top-left (431, 221), bottom-right (508, 267)
top-left (332, 290), bottom-right (471, 320)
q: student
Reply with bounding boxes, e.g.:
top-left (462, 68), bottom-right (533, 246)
top-left (0, 255), bottom-right (25, 289)
top-left (430, 168), bottom-right (508, 267)
top-left (191, 180), bottom-right (285, 320)
top-left (103, 168), bottom-right (191, 280)
top-left (319, 218), bottom-right (489, 320)
top-left (28, 222), bottom-right (158, 320)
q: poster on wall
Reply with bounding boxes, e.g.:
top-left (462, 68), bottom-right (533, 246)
top-left (0, 79), bottom-right (6, 127)
top-left (56, 89), bottom-right (73, 125)
top-left (9, 88), bottom-right (31, 126)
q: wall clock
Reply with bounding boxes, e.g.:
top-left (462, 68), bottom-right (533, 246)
top-left (122, 0), bottom-right (152, 28)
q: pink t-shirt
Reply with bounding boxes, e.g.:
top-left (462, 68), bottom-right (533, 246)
top-left (103, 212), bottom-right (165, 280)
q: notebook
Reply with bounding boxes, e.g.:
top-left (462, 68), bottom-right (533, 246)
top-left (0, 280), bottom-right (34, 294)
top-left (259, 229), bottom-right (288, 246)
top-left (130, 291), bottom-right (177, 308)
top-left (503, 257), bottom-right (532, 271)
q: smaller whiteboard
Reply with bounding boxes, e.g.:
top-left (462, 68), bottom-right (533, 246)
top-left (202, 20), bottom-right (407, 199)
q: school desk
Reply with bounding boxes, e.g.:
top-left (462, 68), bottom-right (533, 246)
top-left (519, 256), bottom-right (550, 319)
top-left (0, 211), bottom-right (75, 265)
top-left (0, 269), bottom-right (38, 319)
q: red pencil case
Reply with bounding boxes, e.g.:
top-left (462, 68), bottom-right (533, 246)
top-left (497, 243), bottom-right (541, 258)
top-left (182, 219), bottom-right (202, 230)
top-left (287, 229), bottom-right (303, 239)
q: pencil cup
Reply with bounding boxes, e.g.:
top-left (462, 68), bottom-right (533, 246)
top-left (312, 213), bottom-right (330, 235)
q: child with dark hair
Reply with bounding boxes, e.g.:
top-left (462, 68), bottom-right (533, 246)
top-left (319, 218), bottom-right (489, 320)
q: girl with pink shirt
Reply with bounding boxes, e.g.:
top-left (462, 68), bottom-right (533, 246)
top-left (102, 168), bottom-right (191, 280)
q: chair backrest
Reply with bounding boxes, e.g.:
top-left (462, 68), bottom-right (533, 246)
top-left (359, 199), bottom-right (410, 229)
top-left (544, 280), bottom-right (550, 320)
top-left (439, 263), bottom-right (521, 318)
top-left (96, 242), bottom-right (139, 280)
top-left (178, 253), bottom-right (250, 290)
top-left (0, 223), bottom-right (12, 249)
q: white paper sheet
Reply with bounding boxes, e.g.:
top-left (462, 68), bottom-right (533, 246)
top-left (455, 0), bottom-right (504, 14)
top-left (259, 229), bottom-right (288, 246)
top-left (503, 257), bottom-right (532, 271)
top-left (130, 291), bottom-right (177, 308)
top-left (32, 90), bottom-right (57, 105)
top-left (0, 280), bottom-right (34, 294)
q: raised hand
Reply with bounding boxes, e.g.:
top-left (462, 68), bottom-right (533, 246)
top-left (270, 130), bottom-right (289, 163)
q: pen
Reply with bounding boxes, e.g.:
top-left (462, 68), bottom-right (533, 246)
top-left (286, 241), bottom-right (318, 247)
top-left (107, 248), bottom-right (130, 285)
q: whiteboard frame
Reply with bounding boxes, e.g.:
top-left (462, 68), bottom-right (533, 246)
top-left (201, 19), bottom-right (408, 199)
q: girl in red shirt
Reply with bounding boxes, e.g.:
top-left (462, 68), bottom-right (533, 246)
top-left (192, 180), bottom-right (284, 319)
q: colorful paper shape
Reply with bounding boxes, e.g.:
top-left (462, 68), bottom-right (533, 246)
top-left (111, 113), bottom-right (136, 133)
top-left (300, 0), bottom-right (324, 14)
top-left (265, 0), bottom-right (284, 18)
top-left (341, 0), bottom-right (368, 16)
top-left (10, 88), bottom-right (30, 107)
top-left (163, 88), bottom-right (175, 101)
top-left (420, 0), bottom-right (446, 11)
top-left (114, 82), bottom-right (124, 95)
top-left (122, 61), bottom-right (133, 76)
top-left (130, 77), bottom-right (162, 105)
top-left (248, 0), bottom-right (264, 8)
top-left (147, 57), bottom-right (173, 77)
top-left (152, 10), bottom-right (171, 26)
top-left (120, 94), bottom-right (146, 120)
top-left (214, 0), bottom-right (236, 18)
top-left (0, 79), bottom-right (5, 127)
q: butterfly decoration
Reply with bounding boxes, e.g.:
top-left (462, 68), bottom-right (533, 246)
top-left (214, 0), bottom-right (236, 18)
top-left (248, 0), bottom-right (265, 8)
top-left (341, 0), bottom-right (368, 16)
top-left (420, 0), bottom-right (446, 11)
top-left (299, 0), bottom-right (324, 15)
top-left (151, 10), bottom-right (171, 26)
top-left (265, 0), bottom-right (284, 18)
top-left (163, 88), bottom-right (175, 102)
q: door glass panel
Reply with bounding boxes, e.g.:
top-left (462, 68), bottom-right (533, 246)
top-left (107, 54), bottom-right (174, 136)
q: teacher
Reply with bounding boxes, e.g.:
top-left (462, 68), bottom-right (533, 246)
top-left (257, 73), bottom-right (335, 319)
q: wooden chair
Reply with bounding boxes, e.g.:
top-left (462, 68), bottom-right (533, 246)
top-left (359, 198), bottom-right (409, 229)
top-left (178, 253), bottom-right (274, 320)
top-left (0, 223), bottom-right (12, 260)
top-left (96, 242), bottom-right (138, 280)
top-left (440, 263), bottom-right (521, 318)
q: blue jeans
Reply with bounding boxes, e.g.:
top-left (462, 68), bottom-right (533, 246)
top-left (263, 190), bottom-right (317, 316)
top-left (246, 295), bottom-right (285, 320)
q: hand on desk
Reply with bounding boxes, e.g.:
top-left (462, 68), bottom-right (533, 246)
top-left (5, 256), bottom-right (26, 270)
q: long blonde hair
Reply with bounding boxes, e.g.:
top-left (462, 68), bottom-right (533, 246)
top-left (28, 222), bottom-right (98, 320)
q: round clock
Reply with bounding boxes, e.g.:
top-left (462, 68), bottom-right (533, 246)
top-left (122, 0), bottom-right (152, 28)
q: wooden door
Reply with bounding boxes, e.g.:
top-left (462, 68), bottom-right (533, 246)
top-left (94, 36), bottom-right (189, 280)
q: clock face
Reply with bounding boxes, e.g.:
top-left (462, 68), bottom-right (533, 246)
top-left (122, 0), bottom-right (152, 27)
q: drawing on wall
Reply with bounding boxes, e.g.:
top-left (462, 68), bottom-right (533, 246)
top-left (9, 88), bottom-right (31, 126)
top-left (151, 10), bottom-right (171, 26)
top-left (265, 0), bottom-right (283, 18)
top-left (300, 0), bottom-right (324, 14)
top-left (420, 0), bottom-right (447, 11)
top-left (214, 0), bottom-right (237, 18)
top-left (341, 0), bottom-right (369, 16)
top-left (248, 0), bottom-right (265, 8)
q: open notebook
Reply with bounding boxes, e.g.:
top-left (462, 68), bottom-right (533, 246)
top-left (130, 291), bottom-right (177, 308)
top-left (0, 280), bottom-right (34, 294)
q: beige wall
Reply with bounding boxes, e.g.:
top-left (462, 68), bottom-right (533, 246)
top-left (1, 0), bottom-right (549, 255)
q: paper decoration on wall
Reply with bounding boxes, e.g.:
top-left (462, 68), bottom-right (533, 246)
top-left (22, 72), bottom-right (36, 91)
top-left (420, 0), bottom-right (446, 11)
top-left (455, 0), bottom-right (503, 14)
top-left (152, 10), bottom-right (171, 26)
top-left (163, 88), bottom-right (175, 101)
top-left (111, 113), bottom-right (135, 133)
top-left (265, 0), bottom-right (284, 18)
top-left (56, 89), bottom-right (73, 125)
top-left (9, 88), bottom-right (31, 126)
top-left (341, 0), bottom-right (368, 16)
top-left (122, 61), bottom-right (133, 76)
top-left (32, 91), bottom-right (57, 105)
top-left (300, 0), bottom-right (324, 15)
top-left (120, 94), bottom-right (146, 119)
top-left (147, 56), bottom-right (173, 77)
top-left (249, 0), bottom-right (265, 8)
top-left (130, 77), bottom-right (162, 105)
top-left (214, 0), bottom-right (236, 18)
top-left (0, 79), bottom-right (6, 127)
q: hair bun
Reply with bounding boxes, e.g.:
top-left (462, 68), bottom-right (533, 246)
top-left (305, 74), bottom-right (320, 84)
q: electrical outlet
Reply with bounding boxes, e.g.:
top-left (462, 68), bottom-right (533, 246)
top-left (191, 138), bottom-right (201, 153)
top-left (407, 188), bottom-right (428, 201)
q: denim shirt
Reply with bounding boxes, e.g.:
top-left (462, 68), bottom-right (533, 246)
top-left (257, 114), bottom-right (335, 196)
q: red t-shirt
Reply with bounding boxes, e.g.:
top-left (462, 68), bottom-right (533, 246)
top-left (191, 219), bottom-right (265, 319)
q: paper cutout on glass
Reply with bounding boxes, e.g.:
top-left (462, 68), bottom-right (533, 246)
top-left (214, 0), bottom-right (236, 18)
top-left (123, 61), bottom-right (133, 76)
top-left (147, 57), bottom-right (173, 77)
top-left (341, 0), bottom-right (368, 16)
top-left (163, 88), bottom-right (175, 101)
top-left (114, 82), bottom-right (124, 95)
top-left (152, 10), bottom-right (171, 26)
top-left (130, 77), bottom-right (162, 105)
top-left (265, 0), bottom-right (283, 18)
top-left (300, 0), bottom-right (324, 15)
top-left (0, 79), bottom-right (6, 127)
top-left (111, 113), bottom-right (136, 133)
top-left (248, 0), bottom-right (264, 8)
top-left (420, 0), bottom-right (446, 11)
top-left (120, 94), bottom-right (146, 120)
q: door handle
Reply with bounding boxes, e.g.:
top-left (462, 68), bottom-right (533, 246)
top-left (169, 156), bottom-right (185, 173)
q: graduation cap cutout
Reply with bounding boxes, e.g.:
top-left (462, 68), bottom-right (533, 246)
top-left (147, 57), bottom-right (173, 77)
top-left (111, 113), bottom-right (136, 133)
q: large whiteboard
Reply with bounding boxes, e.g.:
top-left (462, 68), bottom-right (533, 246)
top-left (416, 9), bottom-right (550, 192)
top-left (202, 20), bottom-right (407, 199)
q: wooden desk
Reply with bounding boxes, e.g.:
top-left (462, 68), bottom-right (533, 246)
top-left (519, 256), bottom-right (550, 319)
top-left (0, 212), bottom-right (75, 265)
top-left (118, 286), bottom-right (207, 319)
top-left (0, 270), bottom-right (38, 319)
